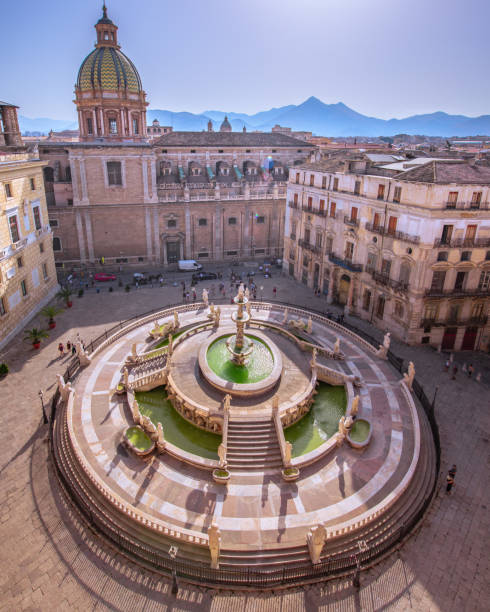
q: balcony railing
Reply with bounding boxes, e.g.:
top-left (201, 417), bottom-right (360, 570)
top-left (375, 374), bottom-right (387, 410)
top-left (302, 205), bottom-right (327, 217)
top-left (443, 200), bottom-right (489, 210)
top-left (328, 253), bottom-right (363, 272)
top-left (344, 215), bottom-right (360, 227)
top-left (424, 286), bottom-right (490, 298)
top-left (434, 237), bottom-right (490, 248)
top-left (420, 315), bottom-right (488, 328)
top-left (298, 239), bottom-right (322, 255)
top-left (288, 201), bottom-right (299, 209)
top-left (371, 271), bottom-right (409, 293)
top-left (365, 222), bottom-right (420, 245)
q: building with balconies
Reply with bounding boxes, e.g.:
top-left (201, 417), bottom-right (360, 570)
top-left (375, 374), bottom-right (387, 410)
top-left (0, 105), bottom-right (58, 349)
top-left (284, 154), bottom-right (490, 351)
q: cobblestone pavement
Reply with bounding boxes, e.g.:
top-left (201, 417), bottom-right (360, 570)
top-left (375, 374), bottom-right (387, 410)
top-left (0, 272), bottom-right (489, 611)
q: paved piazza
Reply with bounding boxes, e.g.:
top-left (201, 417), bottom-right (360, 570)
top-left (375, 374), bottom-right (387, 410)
top-left (0, 273), bottom-right (489, 611)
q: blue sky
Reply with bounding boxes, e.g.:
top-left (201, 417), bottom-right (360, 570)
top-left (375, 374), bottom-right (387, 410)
top-left (2, 0), bottom-right (489, 120)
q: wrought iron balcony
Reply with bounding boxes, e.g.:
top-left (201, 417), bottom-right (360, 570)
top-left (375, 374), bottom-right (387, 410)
top-left (298, 239), bottom-right (322, 255)
top-left (420, 315), bottom-right (488, 328)
top-left (365, 222), bottom-right (420, 245)
top-left (288, 201), bottom-right (299, 209)
top-left (371, 271), bottom-right (409, 293)
top-left (344, 215), bottom-right (360, 227)
top-left (328, 253), bottom-right (363, 272)
top-left (433, 237), bottom-right (490, 248)
top-left (424, 286), bottom-right (490, 298)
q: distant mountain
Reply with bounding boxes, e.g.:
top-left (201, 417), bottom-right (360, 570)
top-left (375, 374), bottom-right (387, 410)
top-left (24, 98), bottom-right (490, 137)
top-left (19, 115), bottom-right (77, 135)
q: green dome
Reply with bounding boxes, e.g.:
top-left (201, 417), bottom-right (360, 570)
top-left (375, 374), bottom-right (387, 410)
top-left (76, 47), bottom-right (142, 93)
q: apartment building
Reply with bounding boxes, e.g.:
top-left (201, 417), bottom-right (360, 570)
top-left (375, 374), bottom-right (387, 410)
top-left (284, 156), bottom-right (490, 351)
top-left (0, 103), bottom-right (58, 349)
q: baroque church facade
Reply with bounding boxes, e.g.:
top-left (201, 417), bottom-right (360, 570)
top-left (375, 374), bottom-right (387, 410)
top-left (40, 7), bottom-right (315, 268)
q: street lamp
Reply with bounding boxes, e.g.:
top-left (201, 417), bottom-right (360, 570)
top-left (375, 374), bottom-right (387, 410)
top-left (38, 389), bottom-right (48, 424)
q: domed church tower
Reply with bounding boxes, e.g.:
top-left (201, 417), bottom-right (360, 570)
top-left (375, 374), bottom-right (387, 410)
top-left (74, 4), bottom-right (148, 142)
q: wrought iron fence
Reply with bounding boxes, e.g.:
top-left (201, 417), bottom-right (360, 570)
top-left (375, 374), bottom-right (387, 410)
top-left (47, 297), bottom-right (441, 587)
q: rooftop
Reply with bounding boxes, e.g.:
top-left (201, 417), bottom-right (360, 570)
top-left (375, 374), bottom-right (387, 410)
top-left (153, 131), bottom-right (315, 148)
top-left (395, 160), bottom-right (490, 184)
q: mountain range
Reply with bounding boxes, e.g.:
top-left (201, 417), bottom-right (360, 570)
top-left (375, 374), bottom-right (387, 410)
top-left (19, 97), bottom-right (490, 137)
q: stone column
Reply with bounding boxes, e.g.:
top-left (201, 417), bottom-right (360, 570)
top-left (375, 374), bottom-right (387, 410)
top-left (185, 204), bottom-right (191, 258)
top-left (79, 159), bottom-right (89, 203)
top-left (150, 157), bottom-right (158, 202)
top-left (92, 109), bottom-right (97, 136)
top-left (215, 204), bottom-right (223, 261)
top-left (153, 208), bottom-right (160, 263)
top-left (75, 210), bottom-right (87, 262)
top-left (145, 207), bottom-right (153, 261)
top-left (70, 157), bottom-right (80, 203)
top-left (142, 158), bottom-right (150, 202)
top-left (84, 211), bottom-right (95, 262)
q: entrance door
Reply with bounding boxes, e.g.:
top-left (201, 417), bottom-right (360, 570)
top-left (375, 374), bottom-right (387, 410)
top-left (166, 240), bottom-right (180, 264)
top-left (441, 327), bottom-right (457, 350)
top-left (461, 327), bottom-right (477, 350)
top-left (338, 274), bottom-right (351, 305)
top-left (313, 263), bottom-right (320, 289)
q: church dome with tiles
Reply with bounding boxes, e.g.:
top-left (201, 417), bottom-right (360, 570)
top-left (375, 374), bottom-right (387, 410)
top-left (74, 5), bottom-right (148, 142)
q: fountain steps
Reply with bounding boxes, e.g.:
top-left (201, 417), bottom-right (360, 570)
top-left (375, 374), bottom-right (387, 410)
top-left (227, 418), bottom-right (283, 471)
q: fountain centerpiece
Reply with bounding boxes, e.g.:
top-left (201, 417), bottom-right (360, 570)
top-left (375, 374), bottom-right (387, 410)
top-left (226, 283), bottom-right (254, 366)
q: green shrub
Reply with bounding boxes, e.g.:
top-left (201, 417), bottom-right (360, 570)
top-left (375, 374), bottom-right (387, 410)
top-left (0, 363), bottom-right (8, 376)
top-left (78, 288), bottom-right (84, 297)
top-left (125, 285), bottom-right (130, 292)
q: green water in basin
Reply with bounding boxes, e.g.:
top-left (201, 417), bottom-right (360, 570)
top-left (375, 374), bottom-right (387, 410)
top-left (154, 329), bottom-right (186, 349)
top-left (125, 427), bottom-right (153, 451)
top-left (206, 334), bottom-right (274, 383)
top-left (349, 419), bottom-right (371, 443)
top-left (134, 387), bottom-right (221, 459)
top-left (284, 383), bottom-right (346, 457)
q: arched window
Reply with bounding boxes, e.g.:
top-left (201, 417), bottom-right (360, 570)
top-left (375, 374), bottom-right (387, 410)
top-left (65, 166), bottom-right (71, 182)
top-left (362, 289), bottom-right (371, 311)
top-left (52, 236), bottom-right (62, 251)
top-left (399, 261), bottom-right (411, 287)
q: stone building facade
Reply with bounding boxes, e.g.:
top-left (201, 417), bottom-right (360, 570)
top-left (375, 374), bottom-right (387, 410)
top-left (0, 103), bottom-right (58, 349)
top-left (40, 7), bottom-right (314, 268)
top-left (285, 156), bottom-right (490, 351)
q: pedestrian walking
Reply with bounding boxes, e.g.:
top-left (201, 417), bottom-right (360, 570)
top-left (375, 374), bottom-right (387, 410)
top-left (446, 473), bottom-right (455, 494)
top-left (71, 343), bottom-right (76, 356)
top-left (448, 464), bottom-right (457, 478)
top-left (58, 342), bottom-right (64, 358)
top-left (444, 359), bottom-right (450, 372)
top-left (66, 341), bottom-right (71, 353)
top-left (452, 364), bottom-right (458, 380)
top-left (468, 364), bottom-right (474, 378)
top-left (192, 288), bottom-right (196, 301)
top-left (273, 286), bottom-right (277, 298)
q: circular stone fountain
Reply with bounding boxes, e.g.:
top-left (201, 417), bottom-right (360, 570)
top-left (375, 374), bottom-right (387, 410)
top-left (198, 284), bottom-right (282, 396)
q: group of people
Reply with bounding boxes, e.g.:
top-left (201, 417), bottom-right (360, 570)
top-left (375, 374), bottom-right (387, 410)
top-left (444, 359), bottom-right (475, 380)
top-left (58, 340), bottom-right (77, 358)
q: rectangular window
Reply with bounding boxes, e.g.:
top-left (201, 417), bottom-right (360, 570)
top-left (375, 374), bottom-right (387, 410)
top-left (52, 237), bottom-right (62, 251)
top-left (377, 184), bottom-right (385, 200)
top-left (49, 219), bottom-right (58, 227)
top-left (256, 216), bottom-right (265, 223)
top-left (424, 304), bottom-right (438, 321)
top-left (431, 271), bottom-right (446, 291)
top-left (447, 191), bottom-right (458, 207)
top-left (227, 250), bottom-right (238, 256)
top-left (87, 117), bottom-right (93, 135)
top-left (315, 232), bottom-right (322, 248)
top-left (393, 186), bottom-right (402, 203)
top-left (109, 118), bottom-right (118, 134)
top-left (330, 202), bottom-right (336, 218)
top-left (293, 193), bottom-right (298, 205)
top-left (333, 177), bottom-right (339, 191)
top-left (471, 303), bottom-right (484, 319)
top-left (387, 216), bottom-right (397, 235)
top-left (367, 252), bottom-right (377, 272)
top-left (5, 183), bottom-right (12, 198)
top-left (197, 252), bottom-right (209, 259)
top-left (0, 297), bottom-right (6, 316)
top-left (454, 271), bottom-right (466, 291)
top-left (373, 212), bottom-right (381, 228)
top-left (304, 228), bottom-right (311, 243)
top-left (198, 218), bottom-right (207, 226)
top-left (465, 224), bottom-right (477, 243)
top-left (17, 257), bottom-right (23, 269)
top-left (167, 219), bottom-right (177, 228)
top-left (8, 215), bottom-right (20, 243)
top-left (20, 279), bottom-right (27, 297)
top-left (107, 161), bottom-right (122, 186)
top-left (376, 296), bottom-right (385, 319)
top-left (437, 251), bottom-right (448, 262)
top-left (42, 263), bottom-right (48, 280)
top-left (322, 176), bottom-right (327, 189)
top-left (325, 236), bottom-right (333, 254)
top-left (381, 258), bottom-right (392, 277)
top-left (67, 199), bottom-right (73, 205)
top-left (461, 251), bottom-right (471, 262)
top-left (310, 174), bottom-right (314, 186)
top-left (354, 180), bottom-right (361, 195)
top-left (350, 207), bottom-right (358, 222)
top-left (132, 118), bottom-right (139, 135)
top-left (441, 224), bottom-right (453, 244)
top-left (39, 242), bottom-right (44, 253)
top-left (345, 242), bottom-right (354, 260)
top-left (228, 217), bottom-right (237, 225)
top-left (33, 206), bottom-right (42, 230)
top-left (471, 192), bottom-right (482, 208)
top-left (307, 196), bottom-right (312, 210)
top-left (478, 271), bottom-right (490, 290)
top-left (30, 178), bottom-right (35, 191)
top-left (295, 173), bottom-right (300, 184)
top-left (319, 199), bottom-right (325, 212)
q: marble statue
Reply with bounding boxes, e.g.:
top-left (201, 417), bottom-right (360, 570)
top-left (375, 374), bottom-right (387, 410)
top-left (284, 441), bottom-right (292, 467)
top-left (131, 343), bottom-right (138, 359)
top-left (217, 443), bottom-right (227, 468)
top-left (238, 283), bottom-right (245, 301)
top-left (123, 367), bottom-right (129, 386)
top-left (344, 415), bottom-right (354, 430)
top-left (167, 333), bottom-right (173, 357)
top-left (310, 348), bottom-right (317, 368)
top-left (57, 374), bottom-right (73, 403)
top-left (75, 341), bottom-right (91, 367)
top-left (376, 332), bottom-right (390, 360)
top-left (173, 311), bottom-right (179, 328)
top-left (156, 422), bottom-right (165, 453)
top-left (209, 302), bottom-right (215, 314)
top-left (223, 394), bottom-right (231, 413)
top-left (333, 337), bottom-right (340, 355)
top-left (208, 523), bottom-right (221, 569)
top-left (282, 308), bottom-right (288, 325)
top-left (246, 301), bottom-right (251, 316)
top-left (351, 395), bottom-right (360, 417)
top-left (307, 524), bottom-right (327, 564)
top-left (202, 288), bottom-right (209, 306)
top-left (306, 316), bottom-right (312, 334)
top-left (142, 414), bottom-right (157, 436)
top-left (131, 400), bottom-right (141, 425)
top-left (403, 361), bottom-right (415, 391)
top-left (245, 287), bottom-right (250, 300)
top-left (215, 306), bottom-right (221, 327)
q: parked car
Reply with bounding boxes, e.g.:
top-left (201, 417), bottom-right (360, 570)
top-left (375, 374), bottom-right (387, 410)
top-left (94, 273), bottom-right (116, 282)
top-left (133, 272), bottom-right (146, 280)
top-left (192, 271), bottom-right (218, 282)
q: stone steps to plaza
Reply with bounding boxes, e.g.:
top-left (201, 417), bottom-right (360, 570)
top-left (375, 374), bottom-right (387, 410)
top-left (226, 418), bottom-right (284, 471)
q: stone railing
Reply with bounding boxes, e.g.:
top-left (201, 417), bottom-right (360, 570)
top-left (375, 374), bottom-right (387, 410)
top-left (128, 369), bottom-right (167, 393)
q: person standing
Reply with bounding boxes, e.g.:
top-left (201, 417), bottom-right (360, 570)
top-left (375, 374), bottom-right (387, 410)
top-left (468, 364), bottom-right (474, 378)
top-left (58, 342), bottom-right (64, 358)
top-left (444, 359), bottom-right (450, 372)
top-left (66, 341), bottom-right (72, 353)
top-left (452, 364), bottom-right (458, 380)
top-left (446, 473), bottom-right (455, 494)
top-left (448, 465), bottom-right (457, 478)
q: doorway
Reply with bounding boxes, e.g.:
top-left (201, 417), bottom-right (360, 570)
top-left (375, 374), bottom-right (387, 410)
top-left (166, 240), bottom-right (180, 264)
top-left (338, 274), bottom-right (351, 305)
top-left (441, 327), bottom-right (457, 350)
top-left (461, 327), bottom-right (477, 350)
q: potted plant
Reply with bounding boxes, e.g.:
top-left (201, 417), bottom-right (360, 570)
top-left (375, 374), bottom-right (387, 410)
top-left (41, 305), bottom-right (63, 329)
top-left (78, 288), bottom-right (84, 298)
top-left (24, 327), bottom-right (49, 349)
top-left (281, 466), bottom-right (300, 482)
top-left (125, 284), bottom-right (131, 292)
top-left (0, 363), bottom-right (8, 378)
top-left (57, 287), bottom-right (73, 308)
top-left (212, 468), bottom-right (231, 484)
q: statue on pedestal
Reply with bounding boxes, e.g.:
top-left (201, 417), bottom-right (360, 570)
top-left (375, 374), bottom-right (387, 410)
top-left (351, 395), bottom-right (360, 417)
top-left (132, 400), bottom-right (141, 425)
top-left (208, 523), bottom-right (221, 569)
top-left (202, 288), bottom-right (209, 306)
top-left (333, 337), bottom-right (340, 355)
top-left (214, 306), bottom-right (221, 327)
top-left (306, 316), bottom-right (312, 334)
top-left (223, 393), bottom-right (231, 413)
top-left (403, 361), bottom-right (415, 391)
top-left (307, 524), bottom-right (327, 564)
top-left (57, 374), bottom-right (73, 403)
top-left (217, 443), bottom-right (227, 468)
top-left (156, 422), bottom-right (165, 452)
top-left (173, 311), bottom-right (179, 329)
top-left (310, 348), bottom-right (317, 368)
top-left (75, 341), bottom-right (91, 366)
top-left (376, 332), bottom-right (390, 360)
top-left (282, 308), bottom-right (288, 325)
top-left (284, 441), bottom-right (292, 466)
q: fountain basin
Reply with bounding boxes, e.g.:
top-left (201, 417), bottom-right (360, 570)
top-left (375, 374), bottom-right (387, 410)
top-left (123, 426), bottom-right (155, 457)
top-left (347, 418), bottom-right (372, 449)
top-left (198, 329), bottom-right (282, 397)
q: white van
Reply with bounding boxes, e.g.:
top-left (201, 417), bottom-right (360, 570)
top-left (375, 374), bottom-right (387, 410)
top-left (178, 260), bottom-right (203, 272)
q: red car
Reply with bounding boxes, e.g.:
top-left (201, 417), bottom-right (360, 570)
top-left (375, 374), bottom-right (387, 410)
top-left (94, 272), bottom-right (116, 282)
